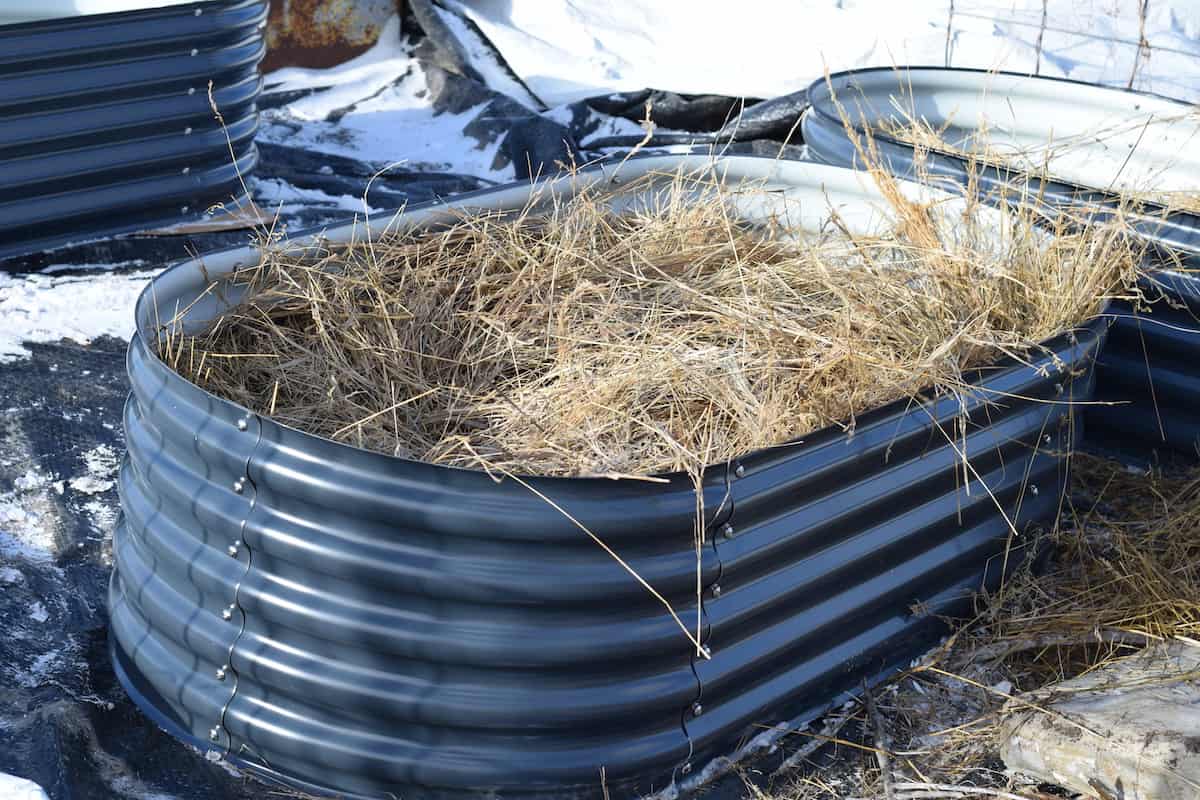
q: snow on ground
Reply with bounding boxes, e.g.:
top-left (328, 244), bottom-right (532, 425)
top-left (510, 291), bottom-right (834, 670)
top-left (428, 2), bottom-right (543, 111)
top-left (39, 259), bottom-right (149, 275)
top-left (0, 271), bottom-right (153, 363)
top-left (68, 445), bottom-right (119, 498)
top-left (0, 466), bottom-right (62, 562)
top-left (449, 0), bottom-right (1200, 104)
top-left (0, 773), bottom-right (49, 800)
top-left (260, 15), bottom-right (515, 184)
top-left (252, 177), bottom-right (381, 216)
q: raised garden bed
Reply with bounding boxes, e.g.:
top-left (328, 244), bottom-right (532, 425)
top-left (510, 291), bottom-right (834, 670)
top-left (111, 155), bottom-right (1107, 798)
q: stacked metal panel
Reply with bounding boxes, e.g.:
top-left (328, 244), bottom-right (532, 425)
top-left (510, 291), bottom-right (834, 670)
top-left (0, 0), bottom-right (266, 261)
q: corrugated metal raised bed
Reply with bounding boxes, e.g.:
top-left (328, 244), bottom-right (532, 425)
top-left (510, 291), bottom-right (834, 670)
top-left (110, 155), bottom-right (1105, 799)
top-left (0, 0), bottom-right (266, 262)
top-left (803, 67), bottom-right (1200, 463)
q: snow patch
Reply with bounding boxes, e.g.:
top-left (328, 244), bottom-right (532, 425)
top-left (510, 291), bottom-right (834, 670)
top-left (20, 651), bottom-right (62, 689)
top-left (449, 0), bottom-right (1200, 105)
top-left (254, 177), bottom-right (380, 216)
top-left (28, 601), bottom-right (48, 624)
top-left (0, 270), bottom-right (154, 363)
top-left (0, 774), bottom-right (48, 800)
top-left (40, 259), bottom-right (148, 275)
top-left (82, 444), bottom-right (119, 480)
top-left (259, 40), bottom-right (513, 184)
top-left (0, 466), bottom-right (61, 561)
top-left (431, 2), bottom-right (542, 110)
top-left (14, 469), bottom-right (48, 493)
top-left (68, 476), bottom-right (113, 496)
top-left (82, 500), bottom-right (118, 536)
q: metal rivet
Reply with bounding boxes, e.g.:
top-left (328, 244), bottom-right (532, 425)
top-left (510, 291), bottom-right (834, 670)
top-left (187, 87), bottom-right (196, 95)
top-left (236, 418), bottom-right (248, 431)
top-left (680, 762), bottom-right (692, 776)
top-left (190, 48), bottom-right (198, 57)
top-left (699, 645), bottom-right (711, 659)
top-left (233, 479), bottom-right (245, 494)
top-left (208, 727), bottom-right (220, 741)
top-left (734, 464), bottom-right (745, 478)
top-left (1043, 434), bottom-right (1052, 445)
top-left (227, 541), bottom-right (240, 557)
top-left (181, 166), bottom-right (190, 175)
top-left (711, 583), bottom-right (722, 598)
top-left (221, 606), bottom-right (234, 621)
top-left (692, 702), bottom-right (703, 717)
top-left (184, 126), bottom-right (193, 135)
top-left (215, 666), bottom-right (227, 681)
top-left (722, 523), bottom-right (734, 538)
top-left (180, 205), bottom-right (190, 215)
top-left (1029, 485), bottom-right (1039, 496)
top-left (194, 7), bottom-right (202, 15)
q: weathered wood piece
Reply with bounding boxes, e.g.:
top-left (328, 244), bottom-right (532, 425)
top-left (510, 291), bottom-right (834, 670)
top-left (1000, 642), bottom-right (1200, 800)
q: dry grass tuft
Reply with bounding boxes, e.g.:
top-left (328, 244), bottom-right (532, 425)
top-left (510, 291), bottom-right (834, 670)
top-left (963, 454), bottom-right (1200, 675)
top-left (159, 166), bottom-right (1142, 478)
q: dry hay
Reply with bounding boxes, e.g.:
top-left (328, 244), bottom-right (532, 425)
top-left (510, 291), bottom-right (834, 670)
top-left (159, 166), bottom-right (1143, 479)
top-left (751, 455), bottom-right (1200, 800)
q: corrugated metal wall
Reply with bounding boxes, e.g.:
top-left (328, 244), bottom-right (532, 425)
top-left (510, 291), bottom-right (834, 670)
top-left (688, 332), bottom-right (1093, 764)
top-left (113, 317), bottom-right (1102, 798)
top-left (0, 0), bottom-right (266, 262)
top-left (1089, 270), bottom-right (1200, 461)
top-left (110, 157), bottom-right (1106, 798)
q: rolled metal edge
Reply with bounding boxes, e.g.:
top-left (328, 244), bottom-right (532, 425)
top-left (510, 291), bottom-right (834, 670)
top-left (113, 154), bottom-right (1105, 798)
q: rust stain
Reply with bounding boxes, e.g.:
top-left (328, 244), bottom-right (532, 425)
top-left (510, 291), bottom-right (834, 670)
top-left (264, 0), bottom-right (403, 72)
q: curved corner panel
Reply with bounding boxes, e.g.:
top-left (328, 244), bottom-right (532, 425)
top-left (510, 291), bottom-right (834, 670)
top-left (803, 67), bottom-right (1200, 464)
top-left (0, 0), bottom-right (267, 262)
top-left (803, 67), bottom-right (1200, 256)
top-left (111, 155), bottom-right (1106, 798)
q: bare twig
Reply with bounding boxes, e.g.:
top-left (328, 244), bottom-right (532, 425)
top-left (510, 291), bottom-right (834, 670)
top-left (866, 684), bottom-right (897, 800)
top-left (1127, 0), bottom-right (1151, 89)
top-left (1034, 0), bottom-right (1048, 74)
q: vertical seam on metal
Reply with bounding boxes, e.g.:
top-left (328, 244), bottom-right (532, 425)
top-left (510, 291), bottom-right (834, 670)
top-left (211, 410), bottom-right (261, 757)
top-left (678, 460), bottom-right (733, 779)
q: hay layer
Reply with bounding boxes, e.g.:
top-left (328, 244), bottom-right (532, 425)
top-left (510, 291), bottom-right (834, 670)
top-left (162, 170), bottom-right (1141, 478)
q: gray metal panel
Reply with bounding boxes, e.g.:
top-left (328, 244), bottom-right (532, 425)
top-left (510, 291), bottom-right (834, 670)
top-left (111, 155), bottom-right (1106, 798)
top-left (686, 328), bottom-right (1100, 761)
top-left (0, 0), bottom-right (266, 261)
top-left (1088, 270), bottom-right (1200, 460)
top-left (803, 67), bottom-right (1200, 464)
